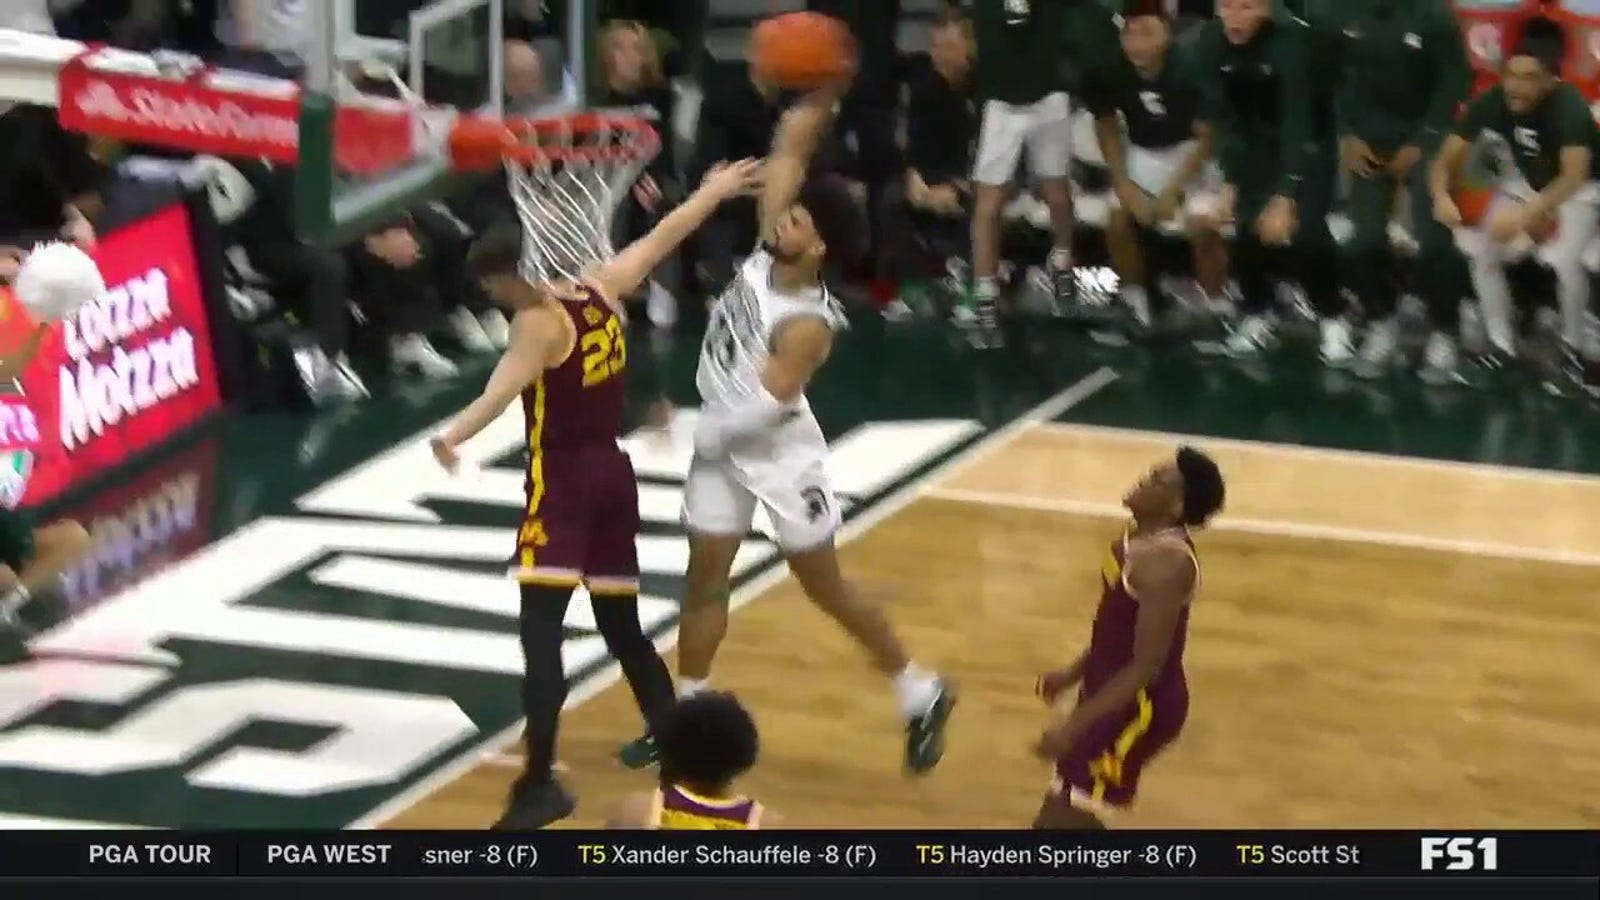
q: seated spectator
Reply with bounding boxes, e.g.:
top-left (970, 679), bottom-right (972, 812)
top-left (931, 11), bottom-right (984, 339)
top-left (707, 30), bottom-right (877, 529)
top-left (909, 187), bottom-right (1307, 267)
top-left (1088, 1), bottom-right (1218, 332)
top-left (598, 19), bottom-right (682, 327)
top-left (1429, 17), bottom-right (1600, 397)
top-left (435, 40), bottom-right (558, 242)
top-left (504, 38), bottom-right (579, 116)
top-left (227, 159), bottom-right (368, 406)
top-left (878, 8), bottom-right (975, 300)
top-left (349, 205), bottom-right (512, 379)
top-left (0, 103), bottom-right (105, 250)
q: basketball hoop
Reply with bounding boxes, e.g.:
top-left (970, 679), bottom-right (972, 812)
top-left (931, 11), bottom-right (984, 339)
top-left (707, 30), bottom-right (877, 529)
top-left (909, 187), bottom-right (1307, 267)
top-left (448, 113), bottom-right (661, 284)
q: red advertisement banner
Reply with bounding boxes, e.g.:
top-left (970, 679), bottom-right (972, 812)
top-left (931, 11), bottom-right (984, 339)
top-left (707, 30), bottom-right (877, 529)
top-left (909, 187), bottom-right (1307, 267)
top-left (55, 433), bottom-right (220, 617)
top-left (56, 53), bottom-right (417, 175)
top-left (0, 203), bottom-right (224, 507)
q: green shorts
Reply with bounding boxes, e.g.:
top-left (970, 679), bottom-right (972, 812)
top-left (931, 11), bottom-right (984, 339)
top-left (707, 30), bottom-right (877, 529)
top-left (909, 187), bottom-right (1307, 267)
top-left (0, 507), bottom-right (36, 572)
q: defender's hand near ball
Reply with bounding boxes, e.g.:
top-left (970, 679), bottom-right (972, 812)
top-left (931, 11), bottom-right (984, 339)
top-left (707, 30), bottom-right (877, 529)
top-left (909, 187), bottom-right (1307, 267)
top-left (698, 158), bottom-right (765, 201)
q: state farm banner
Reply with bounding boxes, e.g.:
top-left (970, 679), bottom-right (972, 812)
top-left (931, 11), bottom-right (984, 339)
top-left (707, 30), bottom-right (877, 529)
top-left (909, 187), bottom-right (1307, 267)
top-left (0, 203), bottom-right (223, 507)
top-left (56, 52), bottom-right (418, 175)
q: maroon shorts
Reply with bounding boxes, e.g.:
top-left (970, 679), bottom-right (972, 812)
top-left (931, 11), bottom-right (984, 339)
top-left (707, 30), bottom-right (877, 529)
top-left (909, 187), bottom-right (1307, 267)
top-left (510, 444), bottom-right (640, 594)
top-left (1053, 684), bottom-right (1188, 810)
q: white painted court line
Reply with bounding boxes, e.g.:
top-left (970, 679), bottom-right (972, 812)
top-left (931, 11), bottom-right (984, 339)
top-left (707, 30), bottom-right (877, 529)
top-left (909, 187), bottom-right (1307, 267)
top-left (1036, 420), bottom-right (1600, 488)
top-left (0, 813), bottom-right (148, 830)
top-left (923, 487), bottom-right (1600, 568)
top-left (349, 368), bottom-right (1120, 828)
top-left (916, 367), bottom-right (1121, 493)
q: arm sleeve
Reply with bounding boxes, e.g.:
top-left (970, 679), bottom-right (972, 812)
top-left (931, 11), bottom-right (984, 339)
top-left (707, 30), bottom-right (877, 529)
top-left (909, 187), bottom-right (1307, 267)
top-left (1411, 7), bottom-right (1472, 148)
top-left (1274, 22), bottom-right (1312, 197)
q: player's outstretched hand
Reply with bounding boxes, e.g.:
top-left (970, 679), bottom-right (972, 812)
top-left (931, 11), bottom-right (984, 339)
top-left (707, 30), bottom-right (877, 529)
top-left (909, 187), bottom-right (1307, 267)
top-left (1035, 668), bottom-right (1080, 705)
top-left (699, 159), bottom-right (764, 202)
top-left (429, 435), bottom-right (460, 475)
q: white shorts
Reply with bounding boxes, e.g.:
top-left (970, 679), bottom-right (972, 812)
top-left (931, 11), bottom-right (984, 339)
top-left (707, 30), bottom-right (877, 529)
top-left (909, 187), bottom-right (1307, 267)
top-left (1121, 141), bottom-right (1215, 199)
top-left (1113, 141), bottom-right (1219, 233)
top-left (973, 92), bottom-right (1073, 186)
top-left (682, 450), bottom-right (842, 553)
top-left (1453, 177), bottom-right (1600, 268)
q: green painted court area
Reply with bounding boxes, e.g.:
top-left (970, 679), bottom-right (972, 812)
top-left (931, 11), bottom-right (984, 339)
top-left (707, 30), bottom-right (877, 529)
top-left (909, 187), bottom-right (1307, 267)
top-left (0, 313), bottom-right (1596, 829)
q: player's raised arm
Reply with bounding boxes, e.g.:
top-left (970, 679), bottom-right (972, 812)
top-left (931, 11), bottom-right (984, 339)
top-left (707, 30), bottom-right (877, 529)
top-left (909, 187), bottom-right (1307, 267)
top-left (1033, 540), bottom-right (1194, 759)
top-left (595, 159), bottom-right (764, 302)
top-left (431, 306), bottom-right (566, 471)
top-left (694, 315), bottom-right (835, 461)
top-left (758, 83), bottom-right (850, 242)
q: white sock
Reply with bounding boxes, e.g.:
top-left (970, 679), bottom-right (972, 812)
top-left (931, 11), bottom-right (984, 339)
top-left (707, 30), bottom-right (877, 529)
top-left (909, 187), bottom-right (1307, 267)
top-left (677, 677), bottom-right (708, 700)
top-left (893, 663), bottom-right (940, 720)
top-left (974, 276), bottom-right (999, 298)
top-left (1049, 246), bottom-right (1072, 271)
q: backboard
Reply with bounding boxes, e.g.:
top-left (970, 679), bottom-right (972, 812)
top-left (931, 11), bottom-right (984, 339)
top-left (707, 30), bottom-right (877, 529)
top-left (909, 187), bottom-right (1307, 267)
top-left (296, 0), bottom-right (595, 246)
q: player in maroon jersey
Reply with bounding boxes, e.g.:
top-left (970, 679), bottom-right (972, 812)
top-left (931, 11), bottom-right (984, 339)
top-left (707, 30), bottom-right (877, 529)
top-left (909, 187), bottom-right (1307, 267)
top-left (430, 158), bottom-right (763, 830)
top-left (1032, 446), bottom-right (1225, 829)
top-left (606, 691), bottom-right (782, 829)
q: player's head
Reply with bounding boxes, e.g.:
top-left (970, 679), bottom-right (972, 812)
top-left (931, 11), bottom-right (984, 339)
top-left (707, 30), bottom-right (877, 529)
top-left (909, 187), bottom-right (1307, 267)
top-left (928, 6), bottom-right (972, 81)
top-left (763, 175), bottom-right (869, 276)
top-left (1505, 18), bottom-right (1565, 113)
top-left (468, 223), bottom-right (543, 309)
top-left (1121, 0), bottom-right (1172, 71)
top-left (1124, 446), bottom-right (1226, 528)
top-left (657, 691), bottom-right (759, 793)
top-left (1216, 0), bottom-right (1269, 45)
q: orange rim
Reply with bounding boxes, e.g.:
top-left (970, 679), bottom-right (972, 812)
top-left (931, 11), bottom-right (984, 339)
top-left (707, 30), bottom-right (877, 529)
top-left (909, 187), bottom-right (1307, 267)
top-left (448, 112), bottom-right (660, 170)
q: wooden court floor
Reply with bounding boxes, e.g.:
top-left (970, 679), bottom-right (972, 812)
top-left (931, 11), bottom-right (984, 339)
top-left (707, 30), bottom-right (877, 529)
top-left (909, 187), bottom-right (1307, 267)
top-left (386, 424), bottom-right (1600, 829)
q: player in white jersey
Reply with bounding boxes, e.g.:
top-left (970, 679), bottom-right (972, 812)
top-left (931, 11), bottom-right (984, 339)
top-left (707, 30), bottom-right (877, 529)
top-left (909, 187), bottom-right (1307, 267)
top-left (617, 81), bottom-right (957, 776)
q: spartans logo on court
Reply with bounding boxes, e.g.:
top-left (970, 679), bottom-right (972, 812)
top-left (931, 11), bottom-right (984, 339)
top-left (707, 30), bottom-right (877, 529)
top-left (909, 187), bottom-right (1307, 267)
top-left (0, 411), bottom-right (979, 828)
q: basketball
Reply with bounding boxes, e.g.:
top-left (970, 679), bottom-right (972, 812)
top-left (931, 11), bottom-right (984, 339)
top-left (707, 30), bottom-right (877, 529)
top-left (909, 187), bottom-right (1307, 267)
top-left (750, 12), bottom-right (856, 90)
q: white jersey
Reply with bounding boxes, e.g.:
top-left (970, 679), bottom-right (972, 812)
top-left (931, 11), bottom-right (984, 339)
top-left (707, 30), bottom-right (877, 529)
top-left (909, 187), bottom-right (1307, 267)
top-left (696, 250), bottom-right (846, 461)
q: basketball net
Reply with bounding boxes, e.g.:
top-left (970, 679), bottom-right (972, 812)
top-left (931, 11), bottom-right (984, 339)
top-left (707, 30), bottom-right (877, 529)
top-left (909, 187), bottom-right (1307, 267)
top-left (503, 120), bottom-right (660, 285)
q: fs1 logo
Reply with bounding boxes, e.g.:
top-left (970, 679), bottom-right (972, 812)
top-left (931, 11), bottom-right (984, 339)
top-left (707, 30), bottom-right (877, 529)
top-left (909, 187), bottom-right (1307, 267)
top-left (1420, 837), bottom-right (1499, 871)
